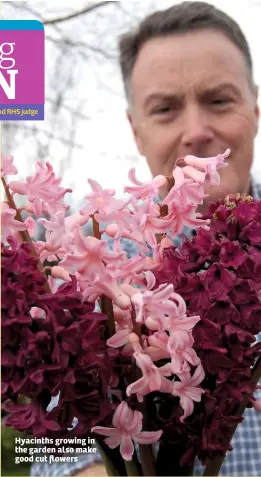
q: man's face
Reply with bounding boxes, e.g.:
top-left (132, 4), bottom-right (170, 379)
top-left (128, 30), bottom-right (259, 203)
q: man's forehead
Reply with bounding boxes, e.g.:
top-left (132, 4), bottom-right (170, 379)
top-left (132, 31), bottom-right (248, 81)
top-left (131, 34), bottom-right (250, 104)
top-left (134, 29), bottom-right (244, 63)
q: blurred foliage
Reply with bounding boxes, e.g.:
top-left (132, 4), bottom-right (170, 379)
top-left (1, 426), bottom-right (30, 476)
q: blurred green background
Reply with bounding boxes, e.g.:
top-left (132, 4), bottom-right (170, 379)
top-left (1, 426), bottom-right (30, 477)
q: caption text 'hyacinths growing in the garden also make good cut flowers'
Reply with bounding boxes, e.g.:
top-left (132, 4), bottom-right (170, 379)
top-left (1, 148), bottom-right (261, 476)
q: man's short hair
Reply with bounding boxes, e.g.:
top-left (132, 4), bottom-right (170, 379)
top-left (119, 1), bottom-right (253, 101)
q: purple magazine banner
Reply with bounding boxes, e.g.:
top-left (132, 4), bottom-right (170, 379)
top-left (0, 20), bottom-right (44, 120)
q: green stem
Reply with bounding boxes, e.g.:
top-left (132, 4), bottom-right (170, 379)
top-left (124, 455), bottom-right (142, 476)
top-left (92, 216), bottom-right (116, 339)
top-left (2, 177), bottom-right (37, 250)
top-left (95, 440), bottom-right (124, 476)
top-left (101, 295), bottom-right (116, 338)
top-left (92, 215), bottom-right (102, 240)
top-left (139, 444), bottom-right (157, 476)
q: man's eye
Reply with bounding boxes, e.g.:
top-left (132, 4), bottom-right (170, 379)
top-left (211, 98), bottom-right (231, 105)
top-left (154, 106), bottom-right (171, 114)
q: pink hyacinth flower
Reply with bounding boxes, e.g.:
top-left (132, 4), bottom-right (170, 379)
top-left (130, 200), bottom-right (173, 248)
top-left (164, 201), bottom-right (210, 236)
top-left (172, 364), bottom-right (205, 422)
top-left (126, 349), bottom-right (172, 401)
top-left (163, 166), bottom-right (206, 208)
top-left (131, 283), bottom-right (177, 325)
top-left (80, 179), bottom-right (125, 215)
top-left (107, 329), bottom-right (131, 348)
top-left (51, 266), bottom-right (71, 282)
top-left (124, 168), bottom-right (167, 200)
top-left (61, 227), bottom-right (125, 281)
top-left (82, 272), bottom-right (131, 309)
top-left (30, 307), bottom-right (46, 319)
top-left (145, 331), bottom-right (170, 361)
top-left (167, 331), bottom-right (200, 375)
top-left (1, 154), bottom-right (18, 178)
top-left (253, 399), bottom-right (261, 412)
top-left (24, 216), bottom-right (38, 237)
top-left (183, 149), bottom-right (230, 185)
top-left (8, 161), bottom-right (72, 215)
top-left (1, 203), bottom-right (27, 242)
top-left (182, 166), bottom-right (206, 184)
top-left (91, 401), bottom-right (162, 461)
top-left (108, 255), bottom-right (149, 284)
top-left (39, 210), bottom-right (89, 257)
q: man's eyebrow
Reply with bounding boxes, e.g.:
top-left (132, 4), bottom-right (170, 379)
top-left (143, 93), bottom-right (183, 108)
top-left (143, 83), bottom-right (241, 108)
top-left (201, 83), bottom-right (241, 97)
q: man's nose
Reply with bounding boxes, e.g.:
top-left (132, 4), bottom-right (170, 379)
top-left (181, 106), bottom-right (214, 151)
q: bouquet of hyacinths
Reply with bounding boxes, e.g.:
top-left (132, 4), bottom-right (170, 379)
top-left (1, 150), bottom-right (261, 477)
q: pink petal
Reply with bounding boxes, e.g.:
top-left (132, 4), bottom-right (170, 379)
top-left (159, 363), bottom-right (172, 376)
top-left (66, 211), bottom-right (89, 229)
top-left (173, 166), bottom-right (185, 187)
top-left (91, 426), bottom-right (118, 437)
top-left (126, 377), bottom-right (148, 397)
top-left (8, 180), bottom-right (28, 195)
top-left (87, 178), bottom-right (104, 194)
top-left (128, 168), bottom-right (143, 186)
top-left (148, 331), bottom-right (169, 349)
top-left (120, 283), bottom-right (139, 297)
top-left (51, 266), bottom-right (71, 282)
top-left (107, 330), bottom-right (130, 348)
top-left (112, 401), bottom-right (133, 428)
top-left (135, 352), bottom-right (155, 374)
top-left (24, 216), bottom-right (37, 236)
top-left (190, 364), bottom-right (205, 387)
top-left (145, 315), bottom-right (168, 331)
top-left (32, 198), bottom-right (43, 216)
top-left (104, 435), bottom-right (121, 449)
top-left (145, 346), bottom-right (168, 361)
top-left (172, 315), bottom-right (200, 331)
top-left (182, 348), bottom-right (200, 367)
top-left (253, 399), bottom-right (261, 412)
top-left (154, 283), bottom-right (174, 301)
top-left (183, 155), bottom-right (207, 171)
top-left (160, 237), bottom-right (173, 249)
top-left (1, 154), bottom-right (17, 177)
top-left (160, 376), bottom-right (173, 394)
top-left (152, 175), bottom-right (168, 188)
top-left (38, 218), bottom-right (62, 231)
top-left (184, 387), bottom-right (204, 402)
top-left (182, 166), bottom-right (206, 184)
top-left (180, 396), bottom-right (194, 421)
top-left (144, 227), bottom-right (157, 247)
top-left (208, 170), bottom-right (220, 185)
top-left (149, 370), bottom-right (162, 391)
top-left (127, 410), bottom-right (143, 434)
top-left (144, 271), bottom-right (156, 290)
top-left (105, 224), bottom-right (119, 238)
top-left (120, 435), bottom-right (134, 461)
top-left (133, 429), bottom-right (163, 444)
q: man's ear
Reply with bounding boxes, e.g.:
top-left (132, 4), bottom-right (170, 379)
top-left (255, 103), bottom-right (260, 136)
top-left (126, 108), bottom-right (144, 156)
top-left (253, 84), bottom-right (260, 136)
